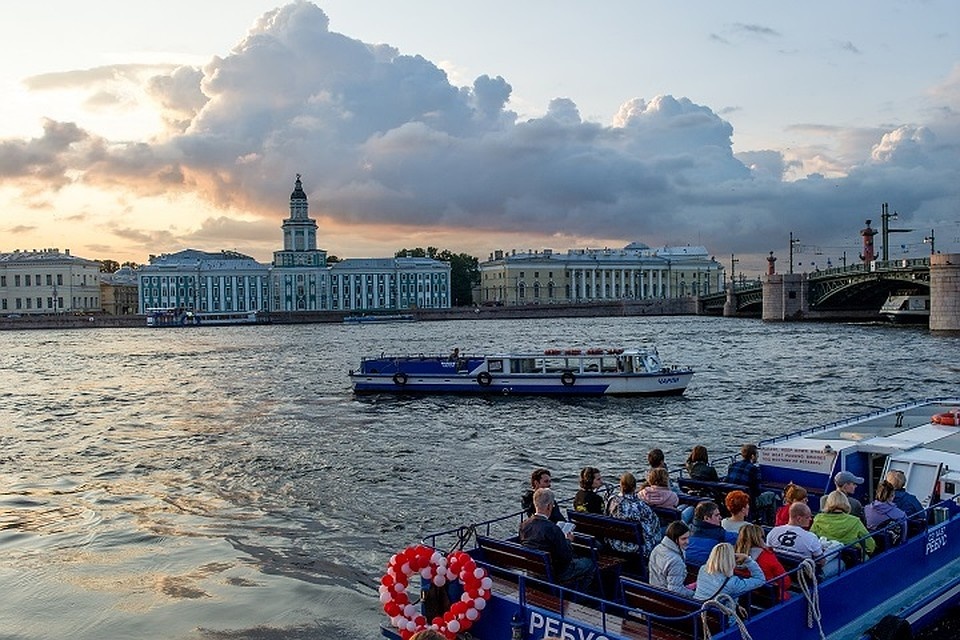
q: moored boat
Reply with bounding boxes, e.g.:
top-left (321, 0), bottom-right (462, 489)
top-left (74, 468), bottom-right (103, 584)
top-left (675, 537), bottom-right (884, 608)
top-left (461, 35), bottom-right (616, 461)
top-left (349, 347), bottom-right (693, 396)
top-left (378, 397), bottom-right (960, 640)
top-left (343, 313), bottom-right (416, 324)
top-left (145, 307), bottom-right (265, 327)
top-left (879, 294), bottom-right (930, 324)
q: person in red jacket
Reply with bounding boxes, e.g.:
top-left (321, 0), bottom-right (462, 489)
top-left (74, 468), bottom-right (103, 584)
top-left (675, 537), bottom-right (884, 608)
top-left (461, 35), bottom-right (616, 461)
top-left (775, 483), bottom-right (809, 527)
top-left (735, 523), bottom-right (792, 601)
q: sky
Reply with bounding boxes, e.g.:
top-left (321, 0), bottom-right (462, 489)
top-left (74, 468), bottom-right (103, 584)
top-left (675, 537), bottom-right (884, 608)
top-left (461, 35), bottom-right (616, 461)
top-left (1, 1), bottom-right (958, 275)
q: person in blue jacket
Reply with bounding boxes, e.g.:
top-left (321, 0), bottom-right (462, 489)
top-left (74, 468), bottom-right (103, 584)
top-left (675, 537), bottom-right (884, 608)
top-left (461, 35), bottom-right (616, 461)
top-left (685, 501), bottom-right (737, 566)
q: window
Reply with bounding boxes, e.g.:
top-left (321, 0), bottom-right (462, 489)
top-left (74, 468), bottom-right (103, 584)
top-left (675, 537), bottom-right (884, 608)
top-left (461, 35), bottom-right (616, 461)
top-left (57, 274), bottom-right (62, 285)
top-left (0, 276), bottom-right (5, 286)
top-left (46, 274), bottom-right (52, 285)
top-left (24, 275), bottom-right (30, 286)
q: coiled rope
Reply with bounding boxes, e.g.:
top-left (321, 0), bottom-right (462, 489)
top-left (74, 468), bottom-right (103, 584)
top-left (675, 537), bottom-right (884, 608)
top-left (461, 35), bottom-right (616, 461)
top-left (796, 558), bottom-right (827, 640)
top-left (700, 593), bottom-right (752, 640)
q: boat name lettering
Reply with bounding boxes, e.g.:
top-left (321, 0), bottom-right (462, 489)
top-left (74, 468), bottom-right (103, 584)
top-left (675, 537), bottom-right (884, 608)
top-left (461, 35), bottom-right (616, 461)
top-left (658, 377), bottom-right (680, 385)
top-left (440, 361), bottom-right (456, 368)
top-left (528, 611), bottom-right (610, 640)
top-left (926, 523), bottom-right (948, 556)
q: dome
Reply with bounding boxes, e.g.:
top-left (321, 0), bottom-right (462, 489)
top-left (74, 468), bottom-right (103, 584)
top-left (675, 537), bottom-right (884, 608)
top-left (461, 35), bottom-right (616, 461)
top-left (290, 174), bottom-right (307, 200)
top-left (624, 241), bottom-right (649, 251)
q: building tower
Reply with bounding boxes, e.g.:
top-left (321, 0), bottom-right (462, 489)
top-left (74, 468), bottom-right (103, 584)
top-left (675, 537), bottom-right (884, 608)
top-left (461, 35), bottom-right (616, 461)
top-left (272, 174), bottom-right (329, 311)
top-left (860, 219), bottom-right (877, 264)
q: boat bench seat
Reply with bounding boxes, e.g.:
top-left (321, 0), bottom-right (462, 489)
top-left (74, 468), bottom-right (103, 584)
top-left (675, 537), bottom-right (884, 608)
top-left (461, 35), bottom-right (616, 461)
top-left (567, 511), bottom-right (646, 577)
top-left (676, 479), bottom-right (750, 516)
top-left (651, 506), bottom-right (683, 531)
top-left (475, 535), bottom-right (554, 582)
top-left (620, 577), bottom-right (725, 640)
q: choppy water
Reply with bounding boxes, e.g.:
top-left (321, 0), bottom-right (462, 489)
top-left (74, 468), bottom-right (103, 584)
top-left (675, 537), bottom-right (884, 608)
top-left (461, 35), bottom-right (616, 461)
top-left (0, 316), bottom-right (957, 639)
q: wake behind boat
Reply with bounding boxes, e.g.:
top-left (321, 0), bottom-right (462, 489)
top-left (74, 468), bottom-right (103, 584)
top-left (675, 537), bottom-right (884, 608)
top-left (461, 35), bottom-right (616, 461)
top-left (378, 397), bottom-right (960, 640)
top-left (349, 347), bottom-right (693, 396)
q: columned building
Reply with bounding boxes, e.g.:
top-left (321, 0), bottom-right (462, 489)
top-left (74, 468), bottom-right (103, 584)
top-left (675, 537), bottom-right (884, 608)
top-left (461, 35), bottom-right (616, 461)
top-left (271, 174), bottom-right (329, 311)
top-left (478, 243), bottom-right (724, 306)
top-left (0, 248), bottom-right (101, 314)
top-left (137, 249), bottom-right (270, 313)
top-left (330, 256), bottom-right (451, 311)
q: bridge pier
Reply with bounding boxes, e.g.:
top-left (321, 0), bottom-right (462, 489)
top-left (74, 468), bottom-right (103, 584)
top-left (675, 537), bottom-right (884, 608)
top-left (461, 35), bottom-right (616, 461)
top-left (930, 253), bottom-right (960, 332)
top-left (762, 273), bottom-right (808, 321)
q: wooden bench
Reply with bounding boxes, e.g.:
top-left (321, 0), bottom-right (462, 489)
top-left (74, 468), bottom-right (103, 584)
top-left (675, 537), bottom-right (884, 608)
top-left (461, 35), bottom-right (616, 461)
top-left (620, 577), bottom-right (724, 640)
top-left (567, 511), bottom-right (645, 575)
top-left (475, 535), bottom-right (554, 581)
top-left (676, 478), bottom-right (750, 516)
top-left (651, 506), bottom-right (683, 531)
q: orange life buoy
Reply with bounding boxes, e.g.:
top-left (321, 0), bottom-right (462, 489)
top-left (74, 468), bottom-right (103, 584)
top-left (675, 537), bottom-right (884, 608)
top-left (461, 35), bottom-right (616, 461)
top-left (586, 348), bottom-right (604, 355)
top-left (380, 545), bottom-right (491, 639)
top-left (544, 349), bottom-right (561, 355)
top-left (564, 349), bottom-right (582, 355)
top-left (932, 412), bottom-right (960, 426)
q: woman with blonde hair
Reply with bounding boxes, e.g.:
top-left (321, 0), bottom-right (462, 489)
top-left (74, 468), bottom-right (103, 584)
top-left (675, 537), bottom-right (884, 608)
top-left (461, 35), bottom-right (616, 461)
top-left (774, 483), bottom-right (808, 526)
top-left (693, 542), bottom-right (765, 601)
top-left (812, 490), bottom-right (875, 557)
top-left (735, 523), bottom-right (791, 599)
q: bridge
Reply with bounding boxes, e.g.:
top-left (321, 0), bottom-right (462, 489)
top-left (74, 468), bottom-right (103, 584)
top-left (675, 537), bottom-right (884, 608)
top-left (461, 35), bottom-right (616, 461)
top-left (700, 258), bottom-right (932, 319)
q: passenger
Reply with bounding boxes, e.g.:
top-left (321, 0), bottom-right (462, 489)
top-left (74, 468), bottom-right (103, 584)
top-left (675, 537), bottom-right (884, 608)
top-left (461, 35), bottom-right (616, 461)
top-left (865, 480), bottom-right (908, 542)
top-left (648, 521), bottom-right (695, 598)
top-left (725, 444), bottom-right (778, 525)
top-left (520, 488), bottom-right (595, 588)
top-left (685, 501), bottom-right (737, 566)
top-left (605, 472), bottom-right (661, 559)
top-left (721, 490), bottom-right (751, 534)
top-left (643, 448), bottom-right (681, 493)
top-left (735, 524), bottom-right (791, 600)
top-left (766, 503), bottom-right (828, 574)
top-left (775, 483), bottom-right (808, 527)
top-left (685, 445), bottom-right (720, 482)
top-left (885, 470), bottom-right (923, 516)
top-left (573, 467), bottom-right (604, 514)
top-left (820, 471), bottom-right (865, 523)
top-left (639, 468), bottom-right (680, 509)
top-left (410, 630), bottom-right (447, 640)
top-left (521, 468), bottom-right (565, 522)
top-left (811, 490), bottom-right (875, 560)
top-left (693, 542), bottom-right (765, 601)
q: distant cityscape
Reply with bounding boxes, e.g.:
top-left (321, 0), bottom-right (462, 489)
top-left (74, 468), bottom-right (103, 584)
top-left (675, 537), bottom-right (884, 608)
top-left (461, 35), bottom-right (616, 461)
top-left (0, 175), bottom-right (726, 317)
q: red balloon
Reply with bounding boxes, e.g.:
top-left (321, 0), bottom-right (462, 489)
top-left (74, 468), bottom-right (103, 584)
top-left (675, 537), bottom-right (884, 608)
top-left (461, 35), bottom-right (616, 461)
top-left (432, 616), bottom-right (444, 627)
top-left (384, 602), bottom-right (400, 617)
top-left (394, 592), bottom-right (409, 606)
top-left (460, 618), bottom-right (473, 631)
top-left (381, 574), bottom-right (395, 587)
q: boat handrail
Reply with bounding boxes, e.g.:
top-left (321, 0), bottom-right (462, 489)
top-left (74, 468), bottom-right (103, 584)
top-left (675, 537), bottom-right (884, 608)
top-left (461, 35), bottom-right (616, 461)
top-left (758, 397), bottom-right (960, 447)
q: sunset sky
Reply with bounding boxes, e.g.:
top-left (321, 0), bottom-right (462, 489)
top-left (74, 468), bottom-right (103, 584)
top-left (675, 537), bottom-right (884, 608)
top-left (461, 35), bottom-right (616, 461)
top-left (1, 0), bottom-right (958, 274)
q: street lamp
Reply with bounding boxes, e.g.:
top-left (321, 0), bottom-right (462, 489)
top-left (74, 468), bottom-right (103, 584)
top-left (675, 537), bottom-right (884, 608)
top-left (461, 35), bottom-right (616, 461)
top-left (729, 253), bottom-right (739, 287)
top-left (924, 229), bottom-right (935, 255)
top-left (880, 202), bottom-right (912, 261)
top-left (789, 232), bottom-right (800, 274)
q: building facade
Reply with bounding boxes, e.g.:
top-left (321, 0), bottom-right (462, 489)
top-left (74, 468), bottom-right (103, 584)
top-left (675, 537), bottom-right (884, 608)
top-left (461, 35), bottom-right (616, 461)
top-left (137, 175), bottom-right (452, 313)
top-left (0, 248), bottom-right (101, 314)
top-left (478, 242), bottom-right (724, 306)
top-left (100, 265), bottom-right (139, 315)
top-left (137, 249), bottom-right (271, 313)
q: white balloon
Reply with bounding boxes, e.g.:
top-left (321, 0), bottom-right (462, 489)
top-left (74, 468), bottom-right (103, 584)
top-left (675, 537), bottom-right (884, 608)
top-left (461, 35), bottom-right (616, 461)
top-left (406, 620), bottom-right (418, 632)
top-left (400, 563), bottom-right (411, 575)
top-left (474, 598), bottom-right (486, 610)
top-left (461, 593), bottom-right (472, 603)
top-left (379, 592), bottom-right (391, 603)
top-left (473, 567), bottom-right (485, 579)
top-left (394, 583), bottom-right (405, 593)
top-left (420, 567), bottom-right (432, 579)
top-left (481, 577), bottom-right (492, 590)
top-left (432, 575), bottom-right (446, 587)
top-left (447, 620), bottom-right (461, 633)
top-left (466, 607), bottom-right (479, 620)
top-left (431, 552), bottom-right (443, 565)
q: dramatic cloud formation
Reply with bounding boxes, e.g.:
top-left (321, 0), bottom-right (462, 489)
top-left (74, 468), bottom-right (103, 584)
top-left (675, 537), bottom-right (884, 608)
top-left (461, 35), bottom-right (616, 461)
top-left (1, 1), bottom-right (958, 268)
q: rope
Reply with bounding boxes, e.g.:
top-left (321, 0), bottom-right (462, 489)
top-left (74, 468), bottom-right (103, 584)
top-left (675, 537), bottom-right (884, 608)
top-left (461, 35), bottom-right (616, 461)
top-left (449, 523), bottom-right (478, 553)
top-left (699, 593), bottom-right (752, 640)
top-left (795, 559), bottom-right (827, 640)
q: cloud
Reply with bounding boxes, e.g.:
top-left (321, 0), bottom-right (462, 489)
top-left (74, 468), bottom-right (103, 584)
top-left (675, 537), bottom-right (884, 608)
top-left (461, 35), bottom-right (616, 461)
top-left (1, 1), bottom-right (958, 267)
top-left (8, 225), bottom-right (36, 234)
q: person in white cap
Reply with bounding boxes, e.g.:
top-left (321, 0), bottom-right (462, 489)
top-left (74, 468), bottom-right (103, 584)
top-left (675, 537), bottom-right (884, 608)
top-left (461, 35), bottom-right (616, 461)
top-left (820, 470), bottom-right (865, 523)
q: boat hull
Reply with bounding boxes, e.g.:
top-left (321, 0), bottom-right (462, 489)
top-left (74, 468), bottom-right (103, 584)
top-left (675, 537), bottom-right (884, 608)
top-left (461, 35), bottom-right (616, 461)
top-left (351, 371), bottom-right (692, 396)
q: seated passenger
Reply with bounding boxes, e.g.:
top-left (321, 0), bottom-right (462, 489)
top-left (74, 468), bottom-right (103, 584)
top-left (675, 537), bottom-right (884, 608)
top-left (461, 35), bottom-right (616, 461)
top-left (811, 490), bottom-right (875, 560)
top-left (885, 470), bottom-right (923, 517)
top-left (685, 445), bottom-right (720, 482)
top-left (721, 490), bottom-right (751, 534)
top-left (642, 448), bottom-right (680, 492)
top-left (639, 467), bottom-right (680, 509)
top-left (775, 483), bottom-right (808, 527)
top-left (820, 471), bottom-right (866, 523)
top-left (685, 501), bottom-right (737, 566)
top-left (725, 444), bottom-right (762, 497)
top-left (766, 503), bottom-right (828, 573)
top-left (693, 542), bottom-right (765, 601)
top-left (520, 488), bottom-right (595, 588)
top-left (573, 467), bottom-right (604, 514)
top-left (521, 468), bottom-right (565, 522)
top-left (865, 480), bottom-right (908, 542)
top-left (735, 524), bottom-right (791, 600)
top-left (648, 521), bottom-right (695, 598)
top-left (605, 472), bottom-right (661, 559)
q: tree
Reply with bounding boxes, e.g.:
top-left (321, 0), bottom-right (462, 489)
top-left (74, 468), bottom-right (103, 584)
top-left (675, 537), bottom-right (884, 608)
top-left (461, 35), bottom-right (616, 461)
top-left (97, 259), bottom-right (120, 273)
top-left (396, 247), bottom-right (480, 306)
top-left (326, 255), bottom-right (341, 264)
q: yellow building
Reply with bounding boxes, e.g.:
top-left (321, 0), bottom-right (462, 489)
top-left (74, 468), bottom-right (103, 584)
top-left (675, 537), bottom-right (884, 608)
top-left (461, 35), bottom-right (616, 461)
top-left (479, 242), bottom-right (724, 306)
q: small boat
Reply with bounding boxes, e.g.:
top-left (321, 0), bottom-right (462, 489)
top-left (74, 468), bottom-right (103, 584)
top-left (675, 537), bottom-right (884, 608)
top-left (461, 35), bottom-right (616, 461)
top-left (879, 293), bottom-right (930, 324)
top-left (343, 313), bottom-right (416, 324)
top-left (146, 307), bottom-right (265, 327)
top-left (349, 347), bottom-right (692, 396)
top-left (378, 397), bottom-right (960, 640)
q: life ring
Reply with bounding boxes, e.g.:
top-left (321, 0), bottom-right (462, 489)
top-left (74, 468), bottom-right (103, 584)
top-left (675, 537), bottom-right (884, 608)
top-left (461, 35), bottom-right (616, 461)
top-left (564, 349), bottom-right (581, 355)
top-left (586, 348), bottom-right (604, 355)
top-left (561, 371), bottom-right (576, 386)
top-left (476, 371), bottom-right (493, 386)
top-left (393, 372), bottom-right (408, 386)
top-left (932, 411), bottom-right (960, 426)
top-left (544, 349), bottom-right (561, 355)
top-left (380, 544), bottom-right (491, 639)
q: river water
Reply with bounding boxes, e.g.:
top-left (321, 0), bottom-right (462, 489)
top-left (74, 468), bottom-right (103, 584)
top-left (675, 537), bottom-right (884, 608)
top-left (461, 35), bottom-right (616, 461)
top-left (0, 316), bottom-right (957, 639)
